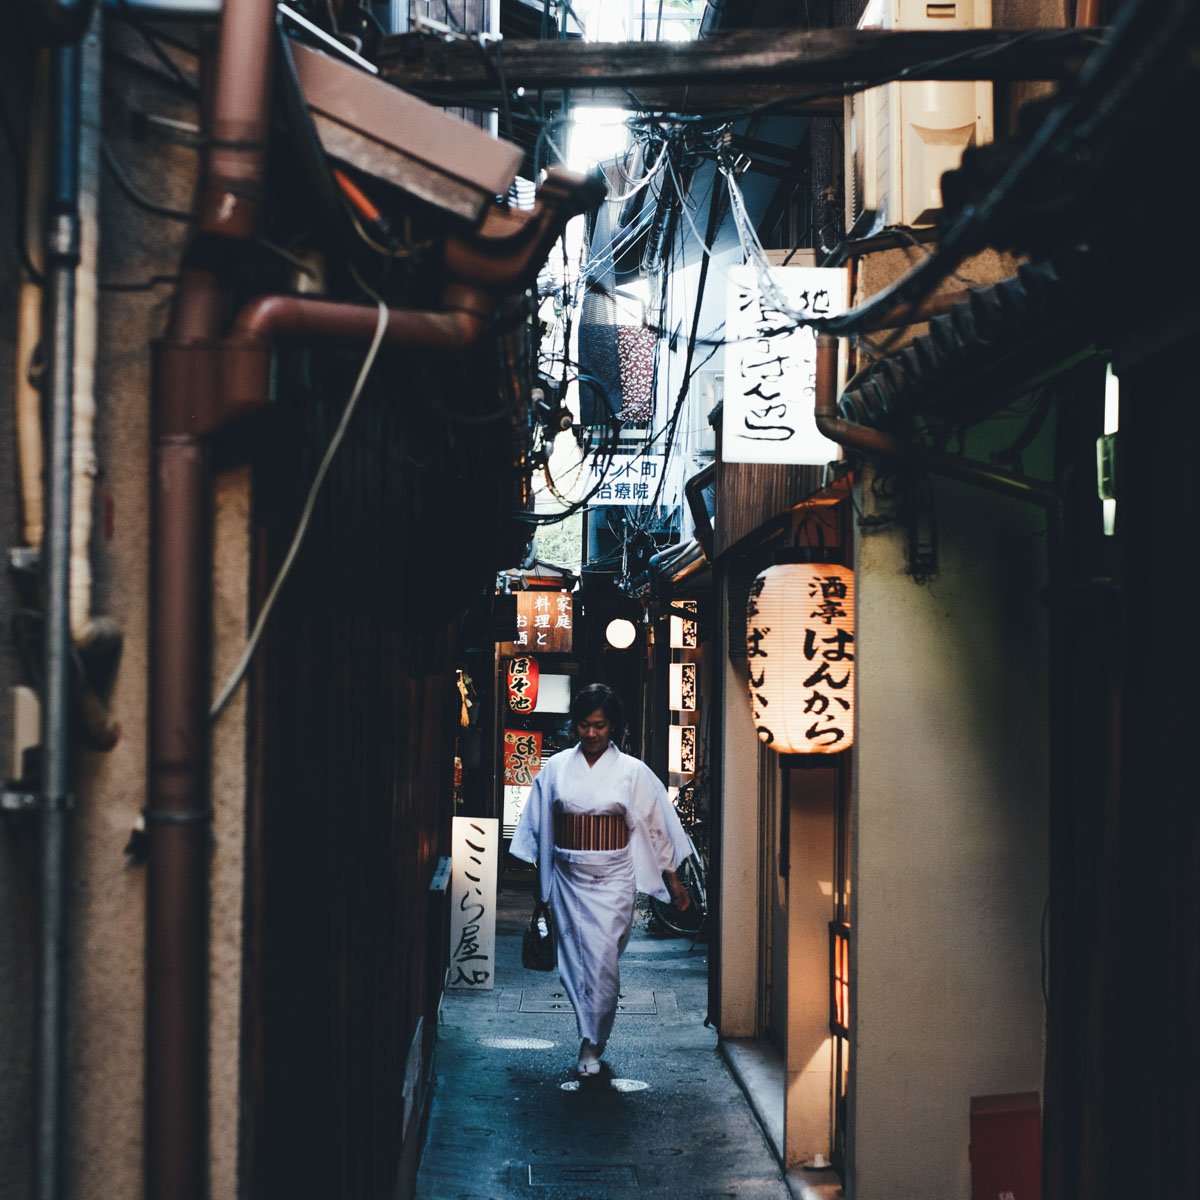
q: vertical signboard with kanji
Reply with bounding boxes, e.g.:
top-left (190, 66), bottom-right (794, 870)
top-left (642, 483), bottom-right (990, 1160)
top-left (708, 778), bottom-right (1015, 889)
top-left (502, 730), bottom-right (542, 837)
top-left (448, 817), bottom-right (499, 989)
top-left (724, 266), bottom-right (849, 464)
top-left (514, 591), bottom-right (573, 653)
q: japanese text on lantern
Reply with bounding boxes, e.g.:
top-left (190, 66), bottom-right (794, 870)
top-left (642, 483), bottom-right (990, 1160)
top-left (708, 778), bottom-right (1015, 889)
top-left (503, 729), bottom-right (543, 787)
top-left (723, 266), bottom-right (848, 465)
top-left (507, 656), bottom-right (538, 713)
top-left (747, 563), bottom-right (855, 754)
top-left (515, 591), bottom-right (573, 653)
top-left (448, 817), bottom-right (498, 989)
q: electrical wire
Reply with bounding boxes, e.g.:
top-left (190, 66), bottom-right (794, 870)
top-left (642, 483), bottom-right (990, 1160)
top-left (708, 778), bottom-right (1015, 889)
top-left (102, 141), bottom-right (192, 222)
top-left (210, 300), bottom-right (389, 720)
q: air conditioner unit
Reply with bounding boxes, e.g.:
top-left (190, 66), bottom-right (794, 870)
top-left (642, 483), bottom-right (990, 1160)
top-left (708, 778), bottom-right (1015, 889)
top-left (846, 0), bottom-right (994, 238)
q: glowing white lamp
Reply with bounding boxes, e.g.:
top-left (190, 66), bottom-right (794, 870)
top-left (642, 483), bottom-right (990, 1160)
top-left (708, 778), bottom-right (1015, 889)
top-left (605, 618), bottom-right (637, 649)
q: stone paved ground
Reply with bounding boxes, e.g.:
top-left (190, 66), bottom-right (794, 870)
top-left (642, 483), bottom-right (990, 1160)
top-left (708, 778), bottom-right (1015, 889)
top-left (416, 871), bottom-right (789, 1200)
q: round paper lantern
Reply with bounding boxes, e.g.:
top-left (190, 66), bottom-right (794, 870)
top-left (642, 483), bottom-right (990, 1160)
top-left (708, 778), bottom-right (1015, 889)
top-left (605, 618), bottom-right (637, 649)
top-left (507, 655), bottom-right (539, 713)
top-left (746, 562), bottom-right (855, 754)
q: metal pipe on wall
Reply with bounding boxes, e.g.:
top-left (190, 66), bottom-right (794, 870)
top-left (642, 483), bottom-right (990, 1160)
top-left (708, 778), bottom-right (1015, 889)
top-left (146, 4), bottom-right (278, 1196)
top-left (36, 30), bottom-right (82, 1200)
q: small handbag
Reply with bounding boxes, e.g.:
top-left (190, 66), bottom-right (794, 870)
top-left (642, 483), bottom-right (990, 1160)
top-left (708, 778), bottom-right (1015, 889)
top-left (522, 899), bottom-right (556, 971)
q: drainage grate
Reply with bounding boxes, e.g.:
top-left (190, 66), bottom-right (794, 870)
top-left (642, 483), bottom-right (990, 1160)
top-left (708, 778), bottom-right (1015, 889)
top-left (518, 989), bottom-right (659, 1014)
top-left (527, 1164), bottom-right (638, 1186)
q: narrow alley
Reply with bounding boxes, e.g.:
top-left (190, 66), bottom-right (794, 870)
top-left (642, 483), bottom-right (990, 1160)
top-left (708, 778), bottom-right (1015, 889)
top-left (418, 874), bottom-right (799, 1200)
top-left (2, 4), bottom-right (1198, 1200)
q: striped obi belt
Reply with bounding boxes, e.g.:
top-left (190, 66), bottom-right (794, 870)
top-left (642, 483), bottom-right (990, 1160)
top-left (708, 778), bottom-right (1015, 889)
top-left (553, 811), bottom-right (630, 851)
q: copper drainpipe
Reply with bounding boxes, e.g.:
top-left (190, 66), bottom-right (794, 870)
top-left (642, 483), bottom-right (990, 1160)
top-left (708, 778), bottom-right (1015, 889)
top-left (814, 334), bottom-right (1058, 507)
top-left (147, 4), bottom-right (599, 1190)
top-left (146, 2), bottom-right (275, 1198)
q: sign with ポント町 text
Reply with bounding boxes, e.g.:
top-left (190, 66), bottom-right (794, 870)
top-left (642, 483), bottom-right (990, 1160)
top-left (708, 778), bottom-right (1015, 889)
top-left (723, 266), bottom-right (849, 465)
top-left (587, 454), bottom-right (668, 506)
top-left (449, 817), bottom-right (499, 990)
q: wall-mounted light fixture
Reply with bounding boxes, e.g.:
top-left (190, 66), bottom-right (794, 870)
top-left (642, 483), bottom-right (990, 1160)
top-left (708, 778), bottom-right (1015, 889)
top-left (829, 920), bottom-right (851, 1037)
top-left (747, 562), bottom-right (855, 754)
top-left (669, 662), bottom-right (697, 712)
top-left (669, 600), bottom-right (698, 649)
top-left (605, 617), bottom-right (637, 649)
top-left (668, 724), bottom-right (697, 775)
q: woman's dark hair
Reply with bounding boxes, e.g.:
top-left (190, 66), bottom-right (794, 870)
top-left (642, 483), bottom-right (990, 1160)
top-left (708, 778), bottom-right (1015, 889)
top-left (569, 683), bottom-right (625, 744)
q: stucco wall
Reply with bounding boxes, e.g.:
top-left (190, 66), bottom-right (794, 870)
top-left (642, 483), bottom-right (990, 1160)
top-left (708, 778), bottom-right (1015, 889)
top-left (718, 575), bottom-right (764, 1038)
top-left (1, 20), bottom-right (248, 1199)
top-left (848, 469), bottom-right (1049, 1200)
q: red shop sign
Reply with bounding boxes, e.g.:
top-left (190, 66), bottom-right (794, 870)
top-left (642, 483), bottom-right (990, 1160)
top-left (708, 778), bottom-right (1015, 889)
top-left (507, 656), bottom-right (539, 713)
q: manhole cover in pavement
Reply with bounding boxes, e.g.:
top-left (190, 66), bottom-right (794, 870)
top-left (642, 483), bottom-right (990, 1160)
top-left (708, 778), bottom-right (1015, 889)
top-left (527, 1164), bottom-right (638, 1186)
top-left (477, 1036), bottom-right (556, 1050)
top-left (519, 989), bottom-right (659, 1014)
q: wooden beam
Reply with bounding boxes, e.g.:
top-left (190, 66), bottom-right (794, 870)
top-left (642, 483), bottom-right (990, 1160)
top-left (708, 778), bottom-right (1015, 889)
top-left (376, 27), bottom-right (1098, 108)
top-left (402, 84), bottom-right (843, 116)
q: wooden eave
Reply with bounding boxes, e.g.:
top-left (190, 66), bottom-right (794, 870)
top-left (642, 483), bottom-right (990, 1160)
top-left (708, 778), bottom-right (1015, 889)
top-left (377, 26), bottom-right (1099, 114)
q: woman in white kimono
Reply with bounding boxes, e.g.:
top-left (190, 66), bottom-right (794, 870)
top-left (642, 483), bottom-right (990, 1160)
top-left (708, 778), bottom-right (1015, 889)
top-left (510, 683), bottom-right (693, 1078)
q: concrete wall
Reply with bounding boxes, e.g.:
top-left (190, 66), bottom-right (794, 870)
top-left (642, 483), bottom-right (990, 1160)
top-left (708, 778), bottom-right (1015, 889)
top-left (1, 20), bottom-right (249, 1198)
top-left (847, 469), bottom-right (1049, 1200)
top-left (784, 765), bottom-right (838, 1168)
top-left (717, 574), bottom-right (763, 1038)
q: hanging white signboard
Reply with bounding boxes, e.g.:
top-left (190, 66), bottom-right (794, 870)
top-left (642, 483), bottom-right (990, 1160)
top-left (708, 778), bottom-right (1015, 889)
top-left (448, 817), bottom-right (499, 990)
top-left (723, 266), bottom-right (849, 465)
top-left (586, 453), bottom-right (669, 506)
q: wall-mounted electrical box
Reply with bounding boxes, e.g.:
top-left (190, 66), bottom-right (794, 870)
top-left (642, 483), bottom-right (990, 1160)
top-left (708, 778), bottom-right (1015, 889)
top-left (846, 0), bottom-right (994, 237)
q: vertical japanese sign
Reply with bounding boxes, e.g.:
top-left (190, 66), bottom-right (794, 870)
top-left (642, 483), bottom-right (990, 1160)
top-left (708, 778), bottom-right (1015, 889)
top-left (746, 563), bottom-right (855, 754)
top-left (503, 729), bottom-right (542, 785)
top-left (448, 817), bottom-right (499, 989)
top-left (502, 787), bottom-right (530, 840)
top-left (515, 591), bottom-right (573, 653)
top-left (723, 266), bottom-right (849, 464)
top-left (507, 655), bottom-right (539, 713)
top-left (669, 724), bottom-right (697, 775)
top-left (669, 662), bottom-right (697, 712)
top-left (670, 599), bottom-right (698, 649)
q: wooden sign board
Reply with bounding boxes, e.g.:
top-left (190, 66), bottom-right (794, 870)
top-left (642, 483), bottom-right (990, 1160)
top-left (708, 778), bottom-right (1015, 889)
top-left (448, 817), bottom-right (499, 990)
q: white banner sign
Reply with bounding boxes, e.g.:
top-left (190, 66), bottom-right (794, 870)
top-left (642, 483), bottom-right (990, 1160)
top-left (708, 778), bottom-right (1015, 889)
top-left (502, 784), bottom-right (530, 839)
top-left (587, 453), bottom-right (667, 505)
top-left (448, 817), bottom-right (499, 990)
top-left (723, 266), bottom-right (849, 465)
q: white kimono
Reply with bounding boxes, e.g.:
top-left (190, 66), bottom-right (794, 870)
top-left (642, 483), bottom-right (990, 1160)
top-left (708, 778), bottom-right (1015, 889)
top-left (510, 744), bottom-right (692, 1045)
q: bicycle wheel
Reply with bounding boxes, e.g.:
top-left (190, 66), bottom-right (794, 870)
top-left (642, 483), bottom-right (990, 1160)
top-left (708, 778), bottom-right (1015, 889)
top-left (648, 855), bottom-right (706, 936)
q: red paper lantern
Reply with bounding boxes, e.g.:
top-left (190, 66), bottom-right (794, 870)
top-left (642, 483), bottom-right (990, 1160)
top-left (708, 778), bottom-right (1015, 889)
top-left (507, 656), bottom-right (539, 713)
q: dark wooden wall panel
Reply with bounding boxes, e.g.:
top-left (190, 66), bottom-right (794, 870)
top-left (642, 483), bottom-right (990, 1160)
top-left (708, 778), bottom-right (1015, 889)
top-left (242, 343), bottom-right (471, 1200)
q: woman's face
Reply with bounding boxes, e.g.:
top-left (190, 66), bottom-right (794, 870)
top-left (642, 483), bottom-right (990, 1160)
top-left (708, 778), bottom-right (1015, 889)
top-left (575, 708), bottom-right (613, 761)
